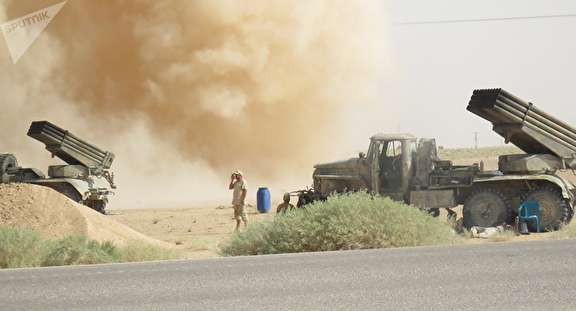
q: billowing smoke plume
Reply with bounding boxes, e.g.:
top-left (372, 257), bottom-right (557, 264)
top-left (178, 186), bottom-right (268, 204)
top-left (0, 0), bottom-right (388, 207)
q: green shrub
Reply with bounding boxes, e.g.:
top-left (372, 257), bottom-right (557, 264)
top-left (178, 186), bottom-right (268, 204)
top-left (0, 226), bottom-right (180, 269)
top-left (0, 227), bottom-right (46, 268)
top-left (221, 192), bottom-right (460, 256)
top-left (41, 236), bottom-right (121, 266)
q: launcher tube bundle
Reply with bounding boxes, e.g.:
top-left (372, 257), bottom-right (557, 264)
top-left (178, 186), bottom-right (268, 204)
top-left (467, 89), bottom-right (576, 167)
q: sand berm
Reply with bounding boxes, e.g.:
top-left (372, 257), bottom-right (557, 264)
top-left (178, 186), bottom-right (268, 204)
top-left (0, 183), bottom-right (168, 247)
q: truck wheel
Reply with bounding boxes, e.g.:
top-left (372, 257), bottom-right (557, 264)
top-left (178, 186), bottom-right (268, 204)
top-left (427, 208), bottom-right (440, 218)
top-left (463, 188), bottom-right (512, 229)
top-left (297, 191), bottom-right (317, 208)
top-left (0, 154), bottom-right (18, 175)
top-left (87, 201), bottom-right (107, 214)
top-left (523, 187), bottom-right (571, 231)
top-left (297, 194), bottom-right (314, 208)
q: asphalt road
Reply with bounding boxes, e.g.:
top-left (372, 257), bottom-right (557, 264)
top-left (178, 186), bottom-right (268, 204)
top-left (2, 240), bottom-right (576, 311)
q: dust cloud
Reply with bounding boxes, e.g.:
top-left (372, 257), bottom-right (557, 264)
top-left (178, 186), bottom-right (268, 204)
top-left (0, 1), bottom-right (388, 207)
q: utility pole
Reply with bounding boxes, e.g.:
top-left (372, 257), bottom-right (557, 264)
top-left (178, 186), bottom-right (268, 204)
top-left (474, 132), bottom-right (479, 149)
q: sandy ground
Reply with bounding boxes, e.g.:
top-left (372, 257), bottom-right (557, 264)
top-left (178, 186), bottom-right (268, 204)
top-left (109, 205), bottom-right (275, 259)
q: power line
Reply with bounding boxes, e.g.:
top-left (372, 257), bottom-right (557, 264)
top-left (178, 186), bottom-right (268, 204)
top-left (396, 13), bottom-right (576, 25)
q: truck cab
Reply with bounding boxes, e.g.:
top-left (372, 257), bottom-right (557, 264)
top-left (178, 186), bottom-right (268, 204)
top-left (313, 134), bottom-right (423, 201)
top-left (364, 134), bottom-right (417, 200)
top-left (309, 133), bottom-right (477, 214)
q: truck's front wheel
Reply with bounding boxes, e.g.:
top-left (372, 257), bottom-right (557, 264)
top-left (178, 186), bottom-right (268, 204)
top-left (463, 188), bottom-right (512, 229)
top-left (86, 200), bottom-right (107, 214)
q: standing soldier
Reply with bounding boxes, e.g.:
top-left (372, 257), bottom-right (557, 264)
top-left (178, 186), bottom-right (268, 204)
top-left (229, 170), bottom-right (248, 231)
top-left (277, 192), bottom-right (296, 214)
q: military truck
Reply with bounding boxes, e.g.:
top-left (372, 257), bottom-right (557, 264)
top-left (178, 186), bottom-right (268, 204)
top-left (297, 89), bottom-right (576, 231)
top-left (0, 121), bottom-right (116, 213)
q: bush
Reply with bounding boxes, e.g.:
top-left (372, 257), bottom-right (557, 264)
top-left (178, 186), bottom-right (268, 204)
top-left (0, 226), bottom-right (180, 269)
top-left (41, 236), bottom-right (121, 266)
top-left (221, 192), bottom-right (460, 256)
top-left (0, 227), bottom-right (46, 268)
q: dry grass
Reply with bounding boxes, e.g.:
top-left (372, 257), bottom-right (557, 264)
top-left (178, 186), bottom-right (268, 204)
top-left (119, 240), bottom-right (181, 263)
top-left (551, 221), bottom-right (576, 240)
top-left (486, 231), bottom-right (517, 243)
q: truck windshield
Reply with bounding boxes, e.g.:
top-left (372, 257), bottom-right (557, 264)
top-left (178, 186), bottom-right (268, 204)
top-left (385, 141), bottom-right (402, 158)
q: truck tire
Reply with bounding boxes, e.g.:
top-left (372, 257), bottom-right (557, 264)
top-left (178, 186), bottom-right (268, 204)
top-left (297, 190), bottom-right (319, 208)
top-left (523, 187), bottom-right (571, 231)
top-left (297, 193), bottom-right (313, 208)
top-left (86, 201), bottom-right (107, 214)
top-left (463, 188), bottom-right (512, 229)
top-left (0, 154), bottom-right (18, 176)
top-left (427, 208), bottom-right (440, 218)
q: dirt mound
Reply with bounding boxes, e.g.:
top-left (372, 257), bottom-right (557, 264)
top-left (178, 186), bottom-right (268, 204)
top-left (0, 183), bottom-right (168, 247)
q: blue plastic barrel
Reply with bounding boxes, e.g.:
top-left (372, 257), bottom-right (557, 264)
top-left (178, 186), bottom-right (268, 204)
top-left (257, 187), bottom-right (271, 213)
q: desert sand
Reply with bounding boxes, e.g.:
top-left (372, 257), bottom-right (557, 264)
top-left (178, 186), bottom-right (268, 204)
top-left (109, 205), bottom-right (274, 259)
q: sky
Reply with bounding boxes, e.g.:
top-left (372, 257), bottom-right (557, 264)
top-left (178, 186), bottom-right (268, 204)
top-left (345, 0), bottom-right (576, 151)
